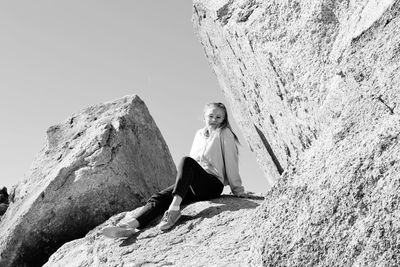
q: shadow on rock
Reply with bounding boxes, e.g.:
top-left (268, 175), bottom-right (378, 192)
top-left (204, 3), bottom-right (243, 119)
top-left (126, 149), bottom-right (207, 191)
top-left (181, 196), bottom-right (261, 223)
top-left (119, 232), bottom-right (139, 247)
top-left (115, 195), bottom-right (262, 246)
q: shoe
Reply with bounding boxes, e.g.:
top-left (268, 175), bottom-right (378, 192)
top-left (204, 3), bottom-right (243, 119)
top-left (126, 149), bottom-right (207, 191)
top-left (102, 225), bottom-right (136, 238)
top-left (158, 209), bottom-right (181, 231)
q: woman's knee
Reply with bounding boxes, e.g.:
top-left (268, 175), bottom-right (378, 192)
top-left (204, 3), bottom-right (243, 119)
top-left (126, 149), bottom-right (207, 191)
top-left (179, 156), bottom-right (197, 169)
top-left (148, 185), bottom-right (174, 203)
top-left (180, 156), bottom-right (195, 164)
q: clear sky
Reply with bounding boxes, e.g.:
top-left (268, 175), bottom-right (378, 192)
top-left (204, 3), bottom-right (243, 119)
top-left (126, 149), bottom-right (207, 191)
top-left (0, 1), bottom-right (268, 193)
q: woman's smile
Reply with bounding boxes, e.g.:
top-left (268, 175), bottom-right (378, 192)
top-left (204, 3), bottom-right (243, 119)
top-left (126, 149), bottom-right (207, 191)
top-left (204, 107), bottom-right (225, 129)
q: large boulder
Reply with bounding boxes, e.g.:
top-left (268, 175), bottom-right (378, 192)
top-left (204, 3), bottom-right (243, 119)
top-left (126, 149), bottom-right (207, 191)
top-left (43, 195), bottom-right (264, 267)
top-left (194, 0), bottom-right (400, 266)
top-left (0, 95), bottom-right (176, 267)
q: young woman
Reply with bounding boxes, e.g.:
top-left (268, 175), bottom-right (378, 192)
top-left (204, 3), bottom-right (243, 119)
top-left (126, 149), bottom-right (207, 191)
top-left (103, 102), bottom-right (245, 238)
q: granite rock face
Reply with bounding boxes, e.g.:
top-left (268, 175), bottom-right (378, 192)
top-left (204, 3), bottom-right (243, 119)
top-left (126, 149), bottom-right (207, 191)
top-left (194, 0), bottom-right (400, 266)
top-left (43, 195), bottom-right (264, 267)
top-left (0, 187), bottom-right (9, 217)
top-left (0, 95), bottom-right (176, 267)
top-left (193, 0), bottom-right (400, 187)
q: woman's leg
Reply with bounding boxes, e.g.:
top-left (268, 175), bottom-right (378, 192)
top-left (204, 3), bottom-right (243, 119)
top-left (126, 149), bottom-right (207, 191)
top-left (173, 156), bottom-right (224, 203)
top-left (103, 156), bottom-right (224, 237)
top-left (103, 186), bottom-right (174, 238)
top-left (134, 185), bottom-right (174, 228)
top-left (137, 156), bottom-right (223, 228)
top-left (158, 156), bottom-right (224, 230)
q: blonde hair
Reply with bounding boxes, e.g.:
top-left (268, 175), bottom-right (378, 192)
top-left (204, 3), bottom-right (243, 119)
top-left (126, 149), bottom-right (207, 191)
top-left (204, 102), bottom-right (240, 145)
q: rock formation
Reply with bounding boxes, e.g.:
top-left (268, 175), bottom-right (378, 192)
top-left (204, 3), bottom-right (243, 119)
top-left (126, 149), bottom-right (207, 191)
top-left (0, 204), bottom-right (7, 217)
top-left (0, 187), bottom-right (9, 217)
top-left (193, 0), bottom-right (400, 266)
top-left (0, 95), bottom-right (176, 267)
top-left (0, 187), bottom-right (9, 203)
top-left (3, 0), bottom-right (400, 265)
top-left (43, 195), bottom-right (264, 267)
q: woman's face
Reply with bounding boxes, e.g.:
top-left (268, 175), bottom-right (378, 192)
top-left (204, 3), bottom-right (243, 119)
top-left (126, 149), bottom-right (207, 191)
top-left (204, 107), bottom-right (225, 129)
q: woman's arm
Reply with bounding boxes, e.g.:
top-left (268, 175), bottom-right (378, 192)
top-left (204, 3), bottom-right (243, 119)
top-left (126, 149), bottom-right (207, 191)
top-left (221, 129), bottom-right (245, 196)
top-left (189, 129), bottom-right (203, 160)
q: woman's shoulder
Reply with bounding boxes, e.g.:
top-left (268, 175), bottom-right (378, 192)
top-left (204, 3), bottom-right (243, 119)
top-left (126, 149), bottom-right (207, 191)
top-left (194, 128), bottom-right (207, 139)
top-left (195, 127), bottom-right (206, 135)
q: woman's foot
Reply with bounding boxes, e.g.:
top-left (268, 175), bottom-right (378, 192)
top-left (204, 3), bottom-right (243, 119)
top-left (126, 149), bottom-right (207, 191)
top-left (158, 210), bottom-right (181, 231)
top-left (102, 218), bottom-right (140, 238)
top-left (102, 224), bottom-right (136, 238)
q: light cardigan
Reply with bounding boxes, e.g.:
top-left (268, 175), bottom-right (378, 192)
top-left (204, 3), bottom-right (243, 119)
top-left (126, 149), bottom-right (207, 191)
top-left (189, 127), bottom-right (244, 196)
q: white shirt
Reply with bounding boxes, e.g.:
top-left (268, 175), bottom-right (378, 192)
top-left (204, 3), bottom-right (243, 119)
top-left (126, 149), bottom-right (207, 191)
top-left (189, 127), bottom-right (244, 195)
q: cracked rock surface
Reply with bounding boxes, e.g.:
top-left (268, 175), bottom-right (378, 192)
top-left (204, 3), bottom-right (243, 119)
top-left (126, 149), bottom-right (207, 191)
top-left (193, 0), bottom-right (400, 187)
top-left (44, 195), bottom-right (264, 267)
top-left (194, 0), bottom-right (400, 266)
top-left (0, 95), bottom-right (176, 267)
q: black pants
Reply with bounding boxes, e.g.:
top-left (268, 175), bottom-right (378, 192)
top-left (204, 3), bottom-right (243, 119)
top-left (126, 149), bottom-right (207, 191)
top-left (135, 156), bottom-right (224, 228)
